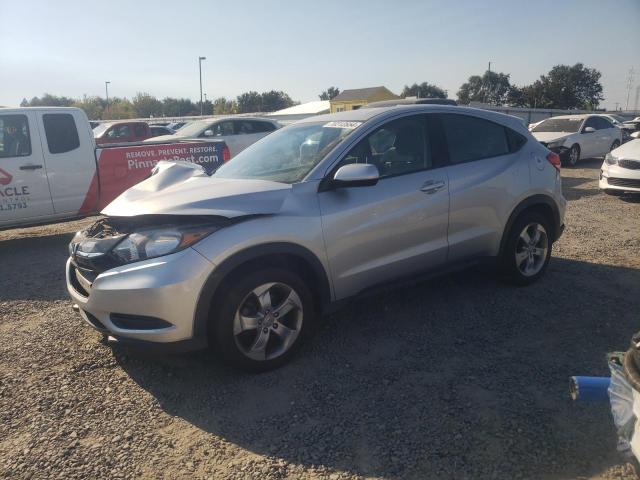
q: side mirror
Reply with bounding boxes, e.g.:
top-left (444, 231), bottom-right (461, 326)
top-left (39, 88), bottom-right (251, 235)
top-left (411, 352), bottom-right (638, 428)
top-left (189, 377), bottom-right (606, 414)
top-left (203, 129), bottom-right (214, 137)
top-left (332, 163), bottom-right (379, 188)
top-left (583, 126), bottom-right (596, 134)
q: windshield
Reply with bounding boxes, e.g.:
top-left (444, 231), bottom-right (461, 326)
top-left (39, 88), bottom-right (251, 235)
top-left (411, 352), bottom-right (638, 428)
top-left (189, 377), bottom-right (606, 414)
top-left (609, 115), bottom-right (625, 124)
top-left (532, 118), bottom-right (583, 133)
top-left (174, 121), bottom-right (208, 137)
top-left (214, 121), bottom-right (362, 183)
top-left (92, 123), bottom-right (111, 137)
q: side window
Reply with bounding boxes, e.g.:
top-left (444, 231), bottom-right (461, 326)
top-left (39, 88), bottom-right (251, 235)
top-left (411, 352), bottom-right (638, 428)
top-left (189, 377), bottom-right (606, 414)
top-left (107, 125), bottom-right (131, 139)
top-left (441, 114), bottom-right (509, 164)
top-left (251, 121), bottom-right (276, 133)
top-left (582, 117), bottom-right (597, 131)
top-left (210, 121), bottom-right (234, 136)
top-left (506, 128), bottom-right (527, 152)
top-left (0, 114), bottom-right (32, 158)
top-left (134, 124), bottom-right (147, 137)
top-left (594, 117), bottom-right (612, 130)
top-left (339, 116), bottom-right (430, 178)
top-left (42, 113), bottom-right (80, 154)
top-left (235, 121), bottom-right (255, 135)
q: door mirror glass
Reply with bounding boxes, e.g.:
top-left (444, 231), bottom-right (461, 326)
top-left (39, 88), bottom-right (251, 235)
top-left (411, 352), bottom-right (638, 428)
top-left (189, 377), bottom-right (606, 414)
top-left (583, 126), bottom-right (596, 134)
top-left (203, 129), bottom-right (214, 137)
top-left (332, 164), bottom-right (379, 188)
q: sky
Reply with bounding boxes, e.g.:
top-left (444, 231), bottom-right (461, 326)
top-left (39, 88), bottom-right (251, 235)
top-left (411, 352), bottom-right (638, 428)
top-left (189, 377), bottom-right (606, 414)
top-left (1, 0), bottom-right (639, 110)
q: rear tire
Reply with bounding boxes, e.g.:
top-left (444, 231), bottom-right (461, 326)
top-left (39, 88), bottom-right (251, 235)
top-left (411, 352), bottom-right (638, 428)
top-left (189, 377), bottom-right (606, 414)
top-left (209, 267), bottom-right (316, 372)
top-left (501, 212), bottom-right (553, 286)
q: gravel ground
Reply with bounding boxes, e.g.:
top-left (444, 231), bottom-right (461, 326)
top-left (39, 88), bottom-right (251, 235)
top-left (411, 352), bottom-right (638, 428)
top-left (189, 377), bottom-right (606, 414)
top-left (1, 158), bottom-right (639, 479)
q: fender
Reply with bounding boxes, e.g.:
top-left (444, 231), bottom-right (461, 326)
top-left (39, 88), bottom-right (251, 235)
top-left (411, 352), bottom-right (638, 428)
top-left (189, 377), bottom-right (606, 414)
top-left (192, 242), bottom-right (332, 341)
top-left (499, 194), bottom-right (562, 257)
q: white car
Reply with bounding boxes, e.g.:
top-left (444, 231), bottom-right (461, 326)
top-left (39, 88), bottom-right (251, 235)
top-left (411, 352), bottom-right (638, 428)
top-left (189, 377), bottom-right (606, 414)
top-left (147, 117), bottom-right (280, 157)
top-left (531, 114), bottom-right (622, 167)
top-left (600, 139), bottom-right (640, 195)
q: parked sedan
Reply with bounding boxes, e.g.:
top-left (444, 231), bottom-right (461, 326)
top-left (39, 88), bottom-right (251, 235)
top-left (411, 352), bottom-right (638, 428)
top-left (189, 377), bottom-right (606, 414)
top-left (531, 114), bottom-right (622, 167)
top-left (147, 117), bottom-right (280, 157)
top-left (600, 139), bottom-right (640, 195)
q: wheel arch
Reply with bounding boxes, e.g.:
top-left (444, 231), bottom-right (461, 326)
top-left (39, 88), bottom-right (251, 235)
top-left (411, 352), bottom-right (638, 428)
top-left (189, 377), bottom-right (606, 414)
top-left (499, 195), bottom-right (562, 257)
top-left (193, 243), bottom-right (332, 341)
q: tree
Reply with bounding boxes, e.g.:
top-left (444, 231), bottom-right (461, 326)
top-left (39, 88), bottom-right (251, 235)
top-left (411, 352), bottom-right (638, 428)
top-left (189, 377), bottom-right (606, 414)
top-left (20, 98), bottom-right (28, 107)
top-left (236, 91), bottom-right (262, 113)
top-left (73, 96), bottom-right (105, 120)
top-left (26, 93), bottom-right (75, 107)
top-left (104, 97), bottom-right (136, 119)
top-left (319, 87), bottom-right (340, 101)
top-left (212, 97), bottom-right (237, 115)
top-left (537, 63), bottom-right (603, 109)
top-left (457, 71), bottom-right (512, 105)
top-left (260, 90), bottom-right (294, 112)
top-left (401, 82), bottom-right (447, 99)
top-left (132, 92), bottom-right (163, 118)
top-left (161, 97), bottom-right (198, 116)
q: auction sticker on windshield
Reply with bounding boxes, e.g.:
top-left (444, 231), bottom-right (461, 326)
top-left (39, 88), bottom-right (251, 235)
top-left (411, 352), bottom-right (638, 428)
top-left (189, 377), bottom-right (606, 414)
top-left (323, 121), bottom-right (362, 129)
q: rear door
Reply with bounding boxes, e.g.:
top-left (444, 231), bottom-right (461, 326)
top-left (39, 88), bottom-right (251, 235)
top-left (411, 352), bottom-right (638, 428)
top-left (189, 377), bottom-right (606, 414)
top-left (0, 111), bottom-right (54, 224)
top-left (319, 114), bottom-right (450, 299)
top-left (439, 113), bottom-right (529, 261)
top-left (37, 110), bottom-right (98, 214)
top-left (593, 117), bottom-right (617, 155)
top-left (132, 123), bottom-right (149, 142)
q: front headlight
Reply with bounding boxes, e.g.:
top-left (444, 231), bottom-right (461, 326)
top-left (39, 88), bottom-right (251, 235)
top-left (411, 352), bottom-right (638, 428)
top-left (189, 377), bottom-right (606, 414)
top-left (71, 224), bottom-right (218, 266)
top-left (547, 140), bottom-right (565, 149)
top-left (605, 153), bottom-right (618, 165)
top-left (110, 225), bottom-right (218, 264)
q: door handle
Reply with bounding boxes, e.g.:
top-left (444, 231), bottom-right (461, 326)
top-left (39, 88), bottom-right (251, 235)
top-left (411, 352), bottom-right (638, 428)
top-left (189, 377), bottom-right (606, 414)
top-left (420, 180), bottom-right (446, 194)
top-left (19, 164), bottom-right (43, 171)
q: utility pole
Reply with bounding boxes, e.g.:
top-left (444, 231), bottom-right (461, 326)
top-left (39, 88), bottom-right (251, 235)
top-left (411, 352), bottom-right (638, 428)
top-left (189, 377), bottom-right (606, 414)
top-left (105, 81), bottom-right (111, 118)
top-left (634, 85), bottom-right (640, 112)
top-left (199, 56), bottom-right (206, 116)
top-left (483, 61), bottom-right (491, 104)
top-left (615, 102), bottom-right (619, 111)
top-left (626, 67), bottom-right (635, 111)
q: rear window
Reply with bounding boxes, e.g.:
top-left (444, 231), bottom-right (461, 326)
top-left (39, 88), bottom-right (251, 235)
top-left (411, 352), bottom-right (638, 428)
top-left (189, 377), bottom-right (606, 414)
top-left (0, 114), bottom-right (32, 158)
top-left (43, 113), bottom-right (80, 154)
top-left (441, 114), bottom-right (509, 164)
top-left (134, 124), bottom-right (147, 137)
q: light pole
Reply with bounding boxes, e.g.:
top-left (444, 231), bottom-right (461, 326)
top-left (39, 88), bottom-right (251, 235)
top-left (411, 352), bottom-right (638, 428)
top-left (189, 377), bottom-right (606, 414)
top-left (105, 81), bottom-right (111, 118)
top-left (198, 56), bottom-right (206, 116)
top-left (204, 93), bottom-right (208, 115)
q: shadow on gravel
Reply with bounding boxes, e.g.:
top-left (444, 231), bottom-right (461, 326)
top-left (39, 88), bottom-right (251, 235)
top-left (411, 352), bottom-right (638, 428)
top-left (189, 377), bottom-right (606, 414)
top-left (118, 257), bottom-right (640, 479)
top-left (573, 157), bottom-right (604, 170)
top-left (0, 232), bottom-right (73, 301)
top-left (561, 175), bottom-right (602, 201)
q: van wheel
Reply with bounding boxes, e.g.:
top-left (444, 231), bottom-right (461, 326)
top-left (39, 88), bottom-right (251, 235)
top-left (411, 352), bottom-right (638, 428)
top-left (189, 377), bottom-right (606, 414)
top-left (210, 267), bottom-right (316, 372)
top-left (565, 144), bottom-right (580, 167)
top-left (501, 212), bottom-right (552, 286)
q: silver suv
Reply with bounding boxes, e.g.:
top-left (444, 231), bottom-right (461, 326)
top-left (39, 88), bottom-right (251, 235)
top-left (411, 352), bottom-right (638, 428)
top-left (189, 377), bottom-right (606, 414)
top-left (67, 105), bottom-right (566, 371)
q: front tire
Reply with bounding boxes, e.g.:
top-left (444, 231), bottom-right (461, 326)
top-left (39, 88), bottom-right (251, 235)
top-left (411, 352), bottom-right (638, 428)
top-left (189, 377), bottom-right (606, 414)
top-left (610, 140), bottom-right (621, 152)
top-left (565, 144), bottom-right (580, 167)
top-left (501, 212), bottom-right (553, 286)
top-left (209, 267), bottom-right (316, 372)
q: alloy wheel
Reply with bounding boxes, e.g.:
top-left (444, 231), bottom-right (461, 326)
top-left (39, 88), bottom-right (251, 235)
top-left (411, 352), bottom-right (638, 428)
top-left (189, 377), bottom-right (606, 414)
top-left (515, 223), bottom-right (548, 277)
top-left (233, 282), bottom-right (303, 361)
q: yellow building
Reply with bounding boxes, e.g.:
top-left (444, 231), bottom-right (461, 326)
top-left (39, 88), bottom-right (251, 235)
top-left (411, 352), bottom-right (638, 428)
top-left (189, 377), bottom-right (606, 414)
top-left (330, 86), bottom-right (399, 113)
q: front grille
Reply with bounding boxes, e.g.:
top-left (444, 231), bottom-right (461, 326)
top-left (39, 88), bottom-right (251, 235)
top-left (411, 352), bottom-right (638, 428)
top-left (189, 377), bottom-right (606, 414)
top-left (69, 264), bottom-right (94, 297)
top-left (607, 177), bottom-right (640, 189)
top-left (618, 159), bottom-right (640, 170)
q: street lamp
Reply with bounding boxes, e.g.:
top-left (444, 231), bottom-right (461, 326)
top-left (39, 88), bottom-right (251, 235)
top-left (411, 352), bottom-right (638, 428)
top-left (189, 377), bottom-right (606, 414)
top-left (204, 93), bottom-right (208, 115)
top-left (198, 56), bottom-right (206, 116)
top-left (105, 81), bottom-right (111, 118)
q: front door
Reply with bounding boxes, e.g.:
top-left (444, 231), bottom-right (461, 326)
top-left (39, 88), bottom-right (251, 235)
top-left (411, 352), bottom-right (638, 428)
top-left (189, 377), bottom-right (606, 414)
top-left (36, 110), bottom-right (98, 214)
top-left (0, 111), bottom-right (54, 225)
top-left (318, 114), bottom-right (450, 299)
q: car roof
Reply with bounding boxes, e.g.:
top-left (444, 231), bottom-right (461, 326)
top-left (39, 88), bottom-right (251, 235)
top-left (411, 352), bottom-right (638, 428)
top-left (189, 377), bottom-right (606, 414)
top-left (298, 104), bottom-right (525, 130)
top-left (542, 114), bottom-right (592, 120)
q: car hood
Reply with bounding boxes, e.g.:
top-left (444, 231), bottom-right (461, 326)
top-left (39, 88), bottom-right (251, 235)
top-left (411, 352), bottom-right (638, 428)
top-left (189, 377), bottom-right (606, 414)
top-left (531, 132), bottom-right (573, 143)
top-left (101, 161), bottom-right (292, 218)
top-left (611, 138), bottom-right (640, 159)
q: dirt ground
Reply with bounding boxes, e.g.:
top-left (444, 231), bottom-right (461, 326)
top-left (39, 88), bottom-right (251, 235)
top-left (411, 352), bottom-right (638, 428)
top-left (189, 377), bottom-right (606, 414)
top-left (1, 158), bottom-right (639, 479)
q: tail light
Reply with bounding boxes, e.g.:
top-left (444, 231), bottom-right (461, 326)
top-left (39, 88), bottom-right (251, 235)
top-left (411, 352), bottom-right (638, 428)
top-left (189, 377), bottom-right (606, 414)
top-left (222, 145), bottom-right (231, 162)
top-left (547, 152), bottom-right (561, 171)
